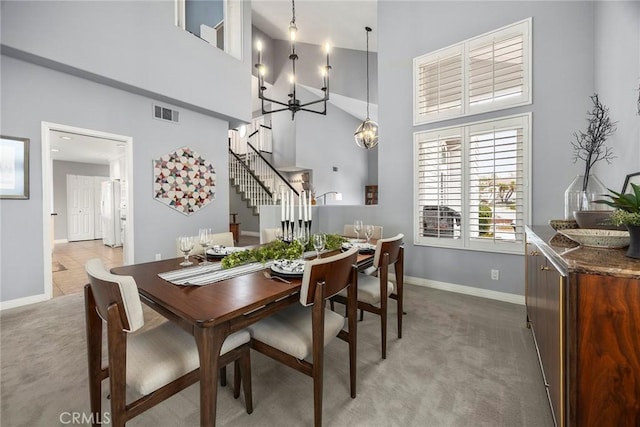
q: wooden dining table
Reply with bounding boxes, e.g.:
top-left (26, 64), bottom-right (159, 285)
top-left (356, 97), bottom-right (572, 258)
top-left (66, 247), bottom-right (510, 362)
top-left (110, 249), bottom-right (374, 427)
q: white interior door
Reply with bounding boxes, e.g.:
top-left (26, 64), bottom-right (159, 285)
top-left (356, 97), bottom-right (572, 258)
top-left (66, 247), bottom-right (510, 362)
top-left (94, 177), bottom-right (109, 239)
top-left (67, 174), bottom-right (95, 241)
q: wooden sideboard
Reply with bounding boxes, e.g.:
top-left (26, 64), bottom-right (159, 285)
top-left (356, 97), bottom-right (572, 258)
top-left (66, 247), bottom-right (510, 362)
top-left (525, 226), bottom-right (640, 427)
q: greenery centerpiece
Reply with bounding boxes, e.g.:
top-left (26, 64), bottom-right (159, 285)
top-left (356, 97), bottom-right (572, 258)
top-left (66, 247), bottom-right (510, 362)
top-left (596, 183), bottom-right (640, 258)
top-left (221, 234), bottom-right (348, 269)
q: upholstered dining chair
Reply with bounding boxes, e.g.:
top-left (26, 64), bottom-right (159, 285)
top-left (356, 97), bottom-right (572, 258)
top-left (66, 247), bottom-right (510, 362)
top-left (343, 224), bottom-right (383, 240)
top-left (84, 258), bottom-right (253, 426)
top-left (333, 233), bottom-right (404, 359)
top-left (260, 227), bottom-right (280, 244)
top-left (175, 231), bottom-right (235, 257)
top-left (247, 247), bottom-right (359, 427)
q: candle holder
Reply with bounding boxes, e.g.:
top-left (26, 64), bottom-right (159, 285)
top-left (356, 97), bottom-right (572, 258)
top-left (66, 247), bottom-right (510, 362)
top-left (305, 220), bottom-right (312, 234)
top-left (281, 220), bottom-right (286, 242)
top-left (289, 220), bottom-right (295, 242)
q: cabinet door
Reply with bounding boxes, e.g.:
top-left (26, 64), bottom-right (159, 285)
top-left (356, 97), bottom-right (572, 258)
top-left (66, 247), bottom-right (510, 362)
top-left (525, 241), bottom-right (541, 326)
top-left (540, 260), bottom-right (565, 427)
top-left (572, 274), bottom-right (640, 427)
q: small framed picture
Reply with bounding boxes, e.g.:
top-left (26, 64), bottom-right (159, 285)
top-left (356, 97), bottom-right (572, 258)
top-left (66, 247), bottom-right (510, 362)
top-left (0, 135), bottom-right (30, 200)
top-left (622, 172), bottom-right (640, 194)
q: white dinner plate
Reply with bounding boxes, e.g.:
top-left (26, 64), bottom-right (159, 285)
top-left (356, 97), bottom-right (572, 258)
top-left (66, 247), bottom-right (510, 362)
top-left (206, 247), bottom-right (249, 258)
top-left (271, 259), bottom-right (306, 277)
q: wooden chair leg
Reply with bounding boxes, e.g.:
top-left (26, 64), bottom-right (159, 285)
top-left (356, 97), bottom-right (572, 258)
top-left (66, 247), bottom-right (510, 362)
top-left (220, 365), bottom-right (227, 387)
top-left (239, 349), bottom-right (253, 414)
top-left (233, 360), bottom-right (240, 399)
top-left (396, 294), bottom-right (403, 339)
top-left (359, 309), bottom-right (364, 322)
top-left (107, 308), bottom-right (128, 427)
top-left (381, 308), bottom-right (387, 360)
top-left (84, 286), bottom-right (104, 427)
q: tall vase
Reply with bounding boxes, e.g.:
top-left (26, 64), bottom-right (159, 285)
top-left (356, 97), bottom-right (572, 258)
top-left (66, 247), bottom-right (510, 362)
top-left (564, 174), bottom-right (607, 220)
top-left (625, 225), bottom-right (640, 259)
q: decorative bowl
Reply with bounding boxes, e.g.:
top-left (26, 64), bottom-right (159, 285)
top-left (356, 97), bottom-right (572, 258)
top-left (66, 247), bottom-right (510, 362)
top-left (548, 219), bottom-right (578, 231)
top-left (573, 210), bottom-right (624, 230)
top-left (559, 229), bottom-right (630, 248)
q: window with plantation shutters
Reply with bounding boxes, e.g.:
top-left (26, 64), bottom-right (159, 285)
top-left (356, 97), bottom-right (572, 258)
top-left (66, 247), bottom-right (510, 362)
top-left (414, 46), bottom-right (463, 123)
top-left (414, 18), bottom-right (531, 125)
top-left (414, 114), bottom-right (530, 254)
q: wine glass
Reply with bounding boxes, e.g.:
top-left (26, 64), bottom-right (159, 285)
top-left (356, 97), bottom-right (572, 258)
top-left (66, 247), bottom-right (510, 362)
top-left (364, 224), bottom-right (374, 244)
top-left (198, 228), bottom-right (211, 264)
top-left (179, 236), bottom-right (194, 266)
top-left (312, 233), bottom-right (326, 259)
top-left (296, 229), bottom-right (309, 259)
top-left (353, 220), bottom-right (363, 242)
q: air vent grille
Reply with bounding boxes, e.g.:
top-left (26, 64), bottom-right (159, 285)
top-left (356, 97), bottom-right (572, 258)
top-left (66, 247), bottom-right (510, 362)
top-left (153, 105), bottom-right (179, 123)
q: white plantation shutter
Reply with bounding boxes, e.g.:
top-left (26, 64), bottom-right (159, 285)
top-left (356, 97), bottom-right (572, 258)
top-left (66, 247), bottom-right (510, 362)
top-left (468, 21), bottom-right (529, 113)
top-left (414, 46), bottom-right (463, 124)
top-left (415, 114), bottom-right (530, 254)
top-left (414, 18), bottom-right (531, 125)
top-left (415, 128), bottom-right (463, 246)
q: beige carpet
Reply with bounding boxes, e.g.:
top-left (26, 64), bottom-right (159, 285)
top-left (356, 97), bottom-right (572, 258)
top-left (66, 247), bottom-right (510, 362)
top-left (0, 285), bottom-right (553, 426)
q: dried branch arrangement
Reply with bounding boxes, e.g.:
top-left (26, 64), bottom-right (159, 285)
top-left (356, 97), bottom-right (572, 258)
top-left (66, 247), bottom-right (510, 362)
top-left (571, 93), bottom-right (617, 192)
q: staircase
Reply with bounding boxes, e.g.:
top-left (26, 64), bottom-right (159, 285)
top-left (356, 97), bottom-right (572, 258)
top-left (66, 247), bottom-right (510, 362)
top-left (229, 126), bottom-right (297, 214)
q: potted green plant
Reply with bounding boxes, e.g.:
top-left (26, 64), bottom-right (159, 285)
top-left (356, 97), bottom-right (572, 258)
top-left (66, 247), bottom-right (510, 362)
top-left (596, 182), bottom-right (640, 258)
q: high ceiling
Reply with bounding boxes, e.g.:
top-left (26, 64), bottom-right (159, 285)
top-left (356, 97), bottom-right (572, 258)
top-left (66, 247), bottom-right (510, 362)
top-left (52, 1), bottom-right (378, 163)
top-left (251, 0), bottom-right (378, 52)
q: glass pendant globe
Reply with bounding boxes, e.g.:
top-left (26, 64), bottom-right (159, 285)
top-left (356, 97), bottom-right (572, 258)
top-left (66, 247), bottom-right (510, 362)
top-left (354, 119), bottom-right (379, 149)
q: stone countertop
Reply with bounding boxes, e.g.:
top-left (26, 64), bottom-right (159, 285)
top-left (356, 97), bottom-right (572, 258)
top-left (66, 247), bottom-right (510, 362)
top-left (526, 225), bottom-right (640, 280)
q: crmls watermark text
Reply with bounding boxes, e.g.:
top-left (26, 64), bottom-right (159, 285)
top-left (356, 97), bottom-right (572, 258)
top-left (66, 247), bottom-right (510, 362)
top-left (59, 412), bottom-right (111, 425)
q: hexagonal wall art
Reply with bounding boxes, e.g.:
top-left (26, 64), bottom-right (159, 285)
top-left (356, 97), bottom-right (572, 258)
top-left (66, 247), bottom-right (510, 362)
top-left (153, 147), bottom-right (216, 215)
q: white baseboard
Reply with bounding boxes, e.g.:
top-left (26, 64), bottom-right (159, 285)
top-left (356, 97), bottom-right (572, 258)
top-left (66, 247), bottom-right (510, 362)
top-left (241, 231), bottom-right (260, 237)
top-left (391, 273), bottom-right (525, 305)
top-left (54, 239), bottom-right (68, 244)
top-left (0, 292), bottom-right (51, 311)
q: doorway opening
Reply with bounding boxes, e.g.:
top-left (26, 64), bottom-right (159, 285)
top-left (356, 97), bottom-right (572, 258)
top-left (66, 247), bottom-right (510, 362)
top-left (41, 122), bottom-right (134, 299)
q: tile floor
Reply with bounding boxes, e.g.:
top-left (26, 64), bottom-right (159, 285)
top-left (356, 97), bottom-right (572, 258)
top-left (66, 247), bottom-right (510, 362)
top-left (51, 234), bottom-right (260, 298)
top-left (52, 239), bottom-right (123, 297)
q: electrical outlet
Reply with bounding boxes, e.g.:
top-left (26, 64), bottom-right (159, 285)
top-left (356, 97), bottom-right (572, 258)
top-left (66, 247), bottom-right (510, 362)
top-left (155, 253), bottom-right (162, 261)
top-left (491, 269), bottom-right (500, 280)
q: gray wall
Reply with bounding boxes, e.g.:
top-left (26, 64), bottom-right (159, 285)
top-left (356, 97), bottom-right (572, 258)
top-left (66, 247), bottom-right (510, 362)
top-left (376, 1), bottom-right (598, 296)
top-left (1, 0), bottom-right (251, 126)
top-left (1, 55), bottom-right (232, 302)
top-left (0, 0), bottom-right (252, 303)
top-left (296, 104), bottom-right (367, 205)
top-left (592, 1), bottom-right (640, 190)
top-left (52, 161), bottom-right (110, 240)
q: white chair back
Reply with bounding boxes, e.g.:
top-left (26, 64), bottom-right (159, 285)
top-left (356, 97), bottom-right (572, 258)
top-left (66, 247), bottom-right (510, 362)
top-left (261, 228), bottom-right (279, 244)
top-left (85, 258), bottom-right (144, 332)
top-left (299, 247), bottom-right (359, 306)
top-left (373, 233), bottom-right (404, 269)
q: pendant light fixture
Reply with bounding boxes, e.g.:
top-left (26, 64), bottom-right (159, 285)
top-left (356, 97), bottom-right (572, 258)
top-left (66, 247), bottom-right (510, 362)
top-left (255, 0), bottom-right (331, 120)
top-left (354, 26), bottom-right (378, 149)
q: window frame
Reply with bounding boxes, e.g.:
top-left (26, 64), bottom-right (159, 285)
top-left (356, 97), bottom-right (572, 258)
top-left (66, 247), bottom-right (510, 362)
top-left (413, 113), bottom-right (531, 255)
top-left (414, 18), bottom-right (532, 126)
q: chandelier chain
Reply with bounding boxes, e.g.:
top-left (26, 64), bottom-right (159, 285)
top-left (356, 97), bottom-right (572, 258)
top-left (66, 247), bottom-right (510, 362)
top-left (291, 0), bottom-right (296, 25)
top-left (366, 28), bottom-right (370, 119)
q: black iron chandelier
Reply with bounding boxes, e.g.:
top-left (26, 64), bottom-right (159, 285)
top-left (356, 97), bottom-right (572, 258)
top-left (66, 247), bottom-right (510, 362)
top-left (354, 26), bottom-right (378, 149)
top-left (255, 0), bottom-right (331, 120)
